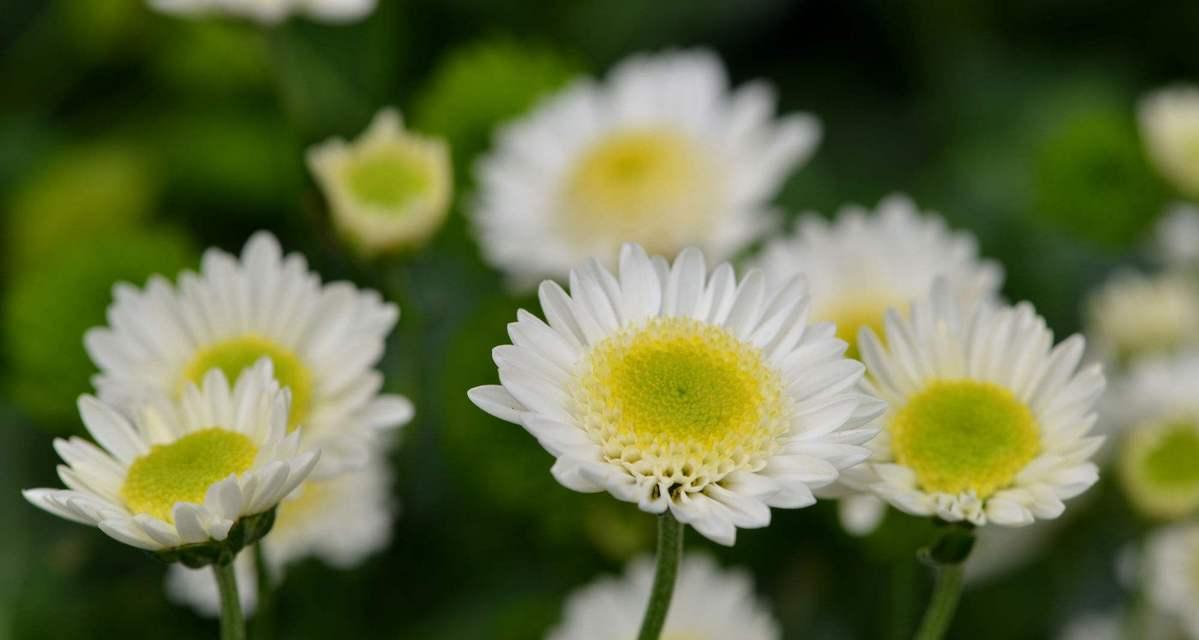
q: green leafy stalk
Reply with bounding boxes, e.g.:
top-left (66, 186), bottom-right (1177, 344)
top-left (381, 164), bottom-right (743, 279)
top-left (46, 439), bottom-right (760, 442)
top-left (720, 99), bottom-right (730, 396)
top-left (636, 512), bottom-right (684, 640)
top-left (213, 558), bottom-right (246, 640)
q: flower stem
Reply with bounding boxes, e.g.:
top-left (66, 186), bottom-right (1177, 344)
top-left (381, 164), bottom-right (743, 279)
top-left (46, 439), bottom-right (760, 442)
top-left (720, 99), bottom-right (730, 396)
top-left (636, 512), bottom-right (684, 640)
top-left (252, 544), bottom-right (273, 640)
top-left (213, 559), bottom-right (246, 640)
top-left (913, 522), bottom-right (975, 640)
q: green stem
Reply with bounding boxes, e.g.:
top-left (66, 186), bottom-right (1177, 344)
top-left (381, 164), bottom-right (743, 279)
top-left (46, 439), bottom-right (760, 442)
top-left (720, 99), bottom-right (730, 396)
top-left (913, 561), bottom-right (965, 640)
top-left (252, 544), bottom-right (273, 640)
top-left (636, 513), bottom-right (684, 640)
top-left (213, 560), bottom-right (246, 640)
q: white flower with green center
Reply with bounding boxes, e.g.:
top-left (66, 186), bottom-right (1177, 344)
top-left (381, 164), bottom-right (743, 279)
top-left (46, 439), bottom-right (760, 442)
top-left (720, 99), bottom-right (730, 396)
top-left (23, 360), bottom-right (318, 551)
top-left (85, 232), bottom-right (413, 476)
top-left (1140, 85), bottom-right (1199, 200)
top-left (1105, 354), bottom-right (1199, 520)
top-left (308, 108), bottom-right (452, 256)
top-left (149, 0), bottom-right (375, 25)
top-left (853, 281), bottom-right (1105, 526)
top-left (468, 244), bottom-right (882, 545)
top-left (1143, 523), bottom-right (1199, 639)
top-left (547, 554), bottom-right (780, 640)
top-left (165, 458), bottom-right (394, 616)
top-left (1086, 270), bottom-right (1199, 365)
top-left (473, 49), bottom-right (820, 288)
top-left (754, 194), bottom-right (1003, 361)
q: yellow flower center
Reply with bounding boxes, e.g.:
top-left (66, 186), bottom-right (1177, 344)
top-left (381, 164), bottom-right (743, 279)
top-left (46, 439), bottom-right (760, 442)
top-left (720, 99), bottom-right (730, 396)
top-left (342, 145), bottom-right (434, 211)
top-left (562, 129), bottom-right (717, 254)
top-left (121, 428), bottom-right (258, 523)
top-left (818, 295), bottom-right (899, 360)
top-left (574, 317), bottom-right (787, 496)
top-left (890, 380), bottom-right (1041, 498)
top-left (1120, 419), bottom-right (1199, 519)
top-left (182, 335), bottom-right (312, 430)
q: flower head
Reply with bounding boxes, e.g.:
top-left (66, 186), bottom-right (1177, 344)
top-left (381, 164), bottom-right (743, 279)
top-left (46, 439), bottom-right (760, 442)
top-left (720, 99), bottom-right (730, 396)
top-left (308, 108), bottom-right (452, 256)
top-left (23, 360), bottom-right (318, 553)
top-left (853, 282), bottom-right (1105, 526)
top-left (1143, 523), bottom-right (1199, 639)
top-left (547, 554), bottom-right (780, 640)
top-left (473, 49), bottom-right (820, 288)
top-left (1086, 270), bottom-right (1199, 365)
top-left (84, 232), bottom-right (413, 475)
top-left (468, 244), bottom-right (881, 545)
top-left (754, 194), bottom-right (1002, 359)
top-left (1140, 85), bottom-right (1199, 200)
top-left (149, 0), bottom-right (375, 25)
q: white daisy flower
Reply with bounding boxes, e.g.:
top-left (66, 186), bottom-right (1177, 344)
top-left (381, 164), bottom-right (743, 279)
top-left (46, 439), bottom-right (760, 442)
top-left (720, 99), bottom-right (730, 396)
top-left (854, 281), bottom-right (1105, 526)
top-left (166, 459), bottom-right (394, 616)
top-left (468, 243), bottom-right (882, 545)
top-left (547, 554), bottom-right (779, 640)
top-left (308, 108), bottom-right (452, 257)
top-left (754, 194), bottom-right (1003, 359)
top-left (1057, 612), bottom-right (1124, 640)
top-left (1154, 204), bottom-right (1199, 269)
top-left (85, 232), bottom-right (413, 475)
top-left (1139, 85), bottom-right (1199, 200)
top-left (1144, 523), bottom-right (1199, 639)
top-left (1086, 270), bottom-right (1199, 365)
top-left (473, 49), bottom-right (820, 288)
top-left (148, 0), bottom-right (375, 25)
top-left (1105, 354), bottom-right (1199, 520)
top-left (23, 360), bottom-right (318, 553)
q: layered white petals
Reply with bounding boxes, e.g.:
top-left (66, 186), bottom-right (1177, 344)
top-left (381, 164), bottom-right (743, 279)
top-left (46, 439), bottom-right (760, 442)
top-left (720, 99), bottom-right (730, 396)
top-left (1086, 269), bottom-right (1199, 365)
top-left (547, 555), bottom-right (780, 640)
top-left (24, 361), bottom-right (319, 552)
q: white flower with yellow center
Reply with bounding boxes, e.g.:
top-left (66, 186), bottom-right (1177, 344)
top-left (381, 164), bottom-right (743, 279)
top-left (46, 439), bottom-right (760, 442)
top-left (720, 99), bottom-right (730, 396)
top-left (1086, 270), bottom-right (1199, 364)
top-left (308, 108), bottom-right (452, 256)
top-left (854, 282), bottom-right (1105, 526)
top-left (148, 0), bottom-right (375, 24)
top-left (473, 49), bottom-right (820, 287)
top-left (1143, 523), bottom-right (1199, 639)
top-left (1105, 354), bottom-right (1199, 520)
top-left (1155, 204), bottom-right (1199, 269)
top-left (547, 554), bottom-right (780, 640)
top-left (754, 194), bottom-right (1003, 360)
top-left (165, 459), bottom-right (394, 616)
top-left (84, 232), bottom-right (413, 475)
top-left (468, 244), bottom-right (882, 545)
top-left (23, 361), bottom-right (318, 551)
top-left (1140, 85), bottom-right (1199, 200)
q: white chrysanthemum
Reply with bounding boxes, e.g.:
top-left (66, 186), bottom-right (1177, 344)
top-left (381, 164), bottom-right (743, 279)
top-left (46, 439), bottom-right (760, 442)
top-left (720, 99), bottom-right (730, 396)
top-left (23, 361), bottom-right (318, 551)
top-left (755, 194), bottom-right (1003, 359)
top-left (85, 232), bottom-right (413, 475)
top-left (1086, 270), bottom-right (1199, 364)
top-left (1154, 204), bottom-right (1199, 269)
top-left (1103, 354), bottom-right (1199, 520)
top-left (547, 554), bottom-right (779, 640)
top-left (468, 244), bottom-right (882, 545)
top-left (166, 459), bottom-right (394, 616)
top-left (1139, 85), bottom-right (1199, 200)
top-left (308, 108), bottom-right (452, 256)
top-left (1057, 612), bottom-right (1124, 640)
top-left (1144, 523), bottom-right (1199, 639)
top-left (851, 282), bottom-right (1105, 526)
top-left (148, 0), bottom-right (375, 24)
top-left (473, 49), bottom-right (820, 288)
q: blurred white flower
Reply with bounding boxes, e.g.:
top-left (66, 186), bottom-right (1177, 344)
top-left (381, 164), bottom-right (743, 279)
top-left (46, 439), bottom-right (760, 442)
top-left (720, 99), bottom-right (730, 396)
top-left (85, 232), bottom-right (413, 476)
top-left (24, 361), bottom-right (318, 552)
top-left (1057, 611), bottom-right (1124, 640)
top-left (1086, 270), bottom-right (1199, 365)
top-left (308, 108), bottom-right (452, 256)
top-left (166, 459), bottom-right (394, 616)
top-left (149, 0), bottom-right (375, 25)
top-left (473, 49), bottom-right (820, 288)
top-left (547, 554), bottom-right (780, 640)
top-left (469, 244), bottom-right (882, 545)
top-left (754, 194), bottom-right (1002, 359)
top-left (1154, 204), bottom-right (1199, 269)
top-left (1144, 523), bottom-right (1199, 639)
top-left (1139, 85), bottom-right (1199, 200)
top-left (850, 282), bottom-right (1105, 526)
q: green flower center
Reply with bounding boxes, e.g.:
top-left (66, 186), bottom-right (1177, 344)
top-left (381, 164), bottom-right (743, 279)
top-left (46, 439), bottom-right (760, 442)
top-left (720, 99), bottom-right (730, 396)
top-left (121, 428), bottom-right (258, 522)
top-left (182, 335), bottom-right (311, 430)
top-left (342, 146), bottom-right (433, 211)
top-left (890, 380), bottom-right (1041, 498)
top-left (1120, 419), bottom-right (1199, 519)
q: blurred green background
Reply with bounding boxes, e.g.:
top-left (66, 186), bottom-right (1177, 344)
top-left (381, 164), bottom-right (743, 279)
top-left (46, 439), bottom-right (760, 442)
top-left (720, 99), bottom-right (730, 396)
top-left (2, 0), bottom-right (1197, 638)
